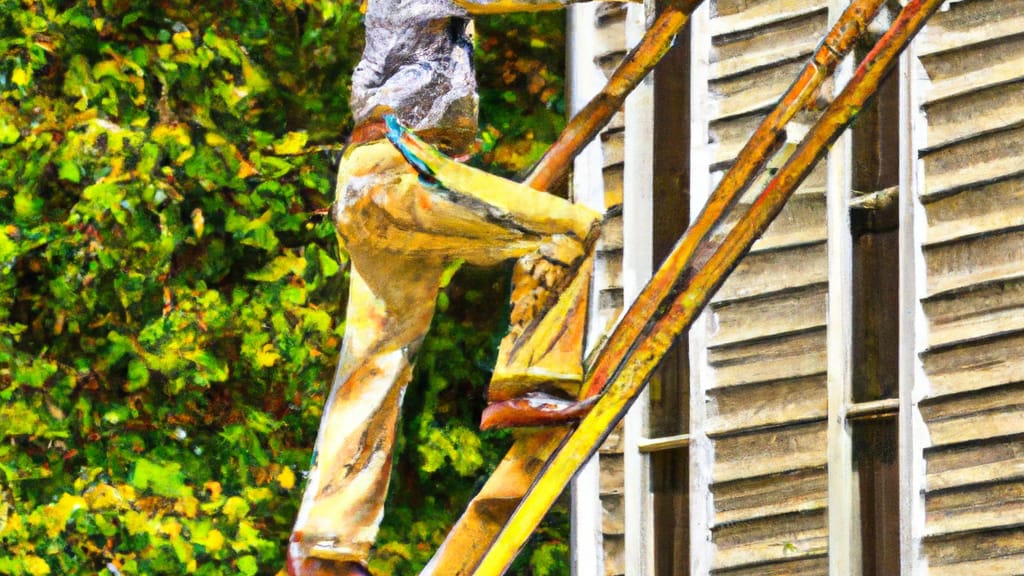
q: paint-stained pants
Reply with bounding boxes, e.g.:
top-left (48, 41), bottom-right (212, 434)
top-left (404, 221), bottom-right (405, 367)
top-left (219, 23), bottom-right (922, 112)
top-left (288, 139), bottom-right (598, 569)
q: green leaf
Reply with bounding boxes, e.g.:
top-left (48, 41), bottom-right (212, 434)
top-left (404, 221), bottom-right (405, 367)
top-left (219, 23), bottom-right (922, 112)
top-left (0, 402), bottom-right (42, 437)
top-left (14, 358), bottom-right (57, 389)
top-left (255, 155), bottom-right (294, 178)
top-left (439, 259), bottom-right (465, 288)
top-left (203, 30), bottom-right (241, 64)
top-left (318, 248), bottom-right (340, 277)
top-left (58, 161), bottom-right (81, 183)
top-left (0, 120), bottom-right (19, 145)
top-left (241, 57), bottom-right (270, 93)
top-left (171, 30), bottom-right (195, 52)
top-left (130, 458), bottom-right (187, 498)
top-left (14, 189), bottom-right (43, 219)
top-left (0, 231), bottom-right (17, 263)
top-left (236, 555), bottom-right (258, 576)
top-left (126, 359), bottom-right (149, 392)
top-left (187, 350), bottom-right (228, 382)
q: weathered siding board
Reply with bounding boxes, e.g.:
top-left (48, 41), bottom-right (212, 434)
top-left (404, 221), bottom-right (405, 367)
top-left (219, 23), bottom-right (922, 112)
top-left (926, 434), bottom-right (1024, 492)
top-left (603, 536), bottom-right (627, 576)
top-left (709, 10), bottom-right (827, 80)
top-left (711, 555), bottom-right (829, 576)
top-left (920, 330), bottom-right (1024, 397)
top-left (602, 493), bottom-right (626, 535)
top-left (714, 242), bottom-right (828, 301)
top-left (923, 176), bottom-right (1024, 247)
top-left (707, 374), bottom-right (828, 434)
top-left (921, 83), bottom-right (1024, 152)
top-left (690, 0), bottom-right (833, 572)
top-left (707, 328), bottom-right (828, 388)
top-left (917, 32), bottom-right (1024, 105)
top-left (602, 128), bottom-right (626, 168)
top-left (748, 193), bottom-right (828, 251)
top-left (914, 0), bottom-right (1024, 571)
top-left (914, 0), bottom-right (1024, 56)
top-left (925, 479), bottom-right (1024, 537)
top-left (711, 421), bottom-right (829, 483)
top-left (923, 227), bottom-right (1024, 297)
top-left (708, 59), bottom-right (810, 121)
top-left (923, 528), bottom-right (1024, 576)
top-left (711, 509), bottom-right (829, 569)
top-left (919, 385), bottom-right (1024, 447)
top-left (709, 284), bottom-right (827, 347)
top-left (709, 0), bottom-right (830, 36)
top-left (712, 467), bottom-right (828, 525)
top-left (919, 126), bottom-right (1024, 199)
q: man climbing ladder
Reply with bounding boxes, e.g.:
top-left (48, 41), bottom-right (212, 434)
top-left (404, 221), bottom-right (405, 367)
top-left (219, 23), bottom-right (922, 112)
top-left (288, 1), bottom-right (616, 573)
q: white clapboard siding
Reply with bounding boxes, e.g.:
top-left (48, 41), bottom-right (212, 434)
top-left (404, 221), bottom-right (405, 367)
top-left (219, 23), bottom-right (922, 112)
top-left (690, 0), bottom-right (834, 572)
top-left (593, 7), bottom-right (628, 350)
top-left (912, 0), bottom-right (1024, 572)
top-left (569, 3), bottom-right (633, 575)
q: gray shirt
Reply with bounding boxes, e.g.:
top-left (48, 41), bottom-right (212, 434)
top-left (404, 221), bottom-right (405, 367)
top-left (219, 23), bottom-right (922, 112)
top-left (351, 0), bottom-right (479, 148)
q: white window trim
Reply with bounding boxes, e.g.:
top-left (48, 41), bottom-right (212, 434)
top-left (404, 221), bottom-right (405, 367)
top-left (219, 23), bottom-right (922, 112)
top-left (825, 20), bottom-right (857, 572)
top-left (567, 5), bottom-right (613, 575)
top-left (687, 4), bottom-right (716, 575)
top-left (899, 44), bottom-right (930, 576)
top-left (622, 2), bottom-right (657, 574)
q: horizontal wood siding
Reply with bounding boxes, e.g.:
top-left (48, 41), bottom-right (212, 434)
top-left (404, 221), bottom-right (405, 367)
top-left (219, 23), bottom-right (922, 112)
top-left (694, 0), bottom-right (832, 572)
top-left (913, 0), bottom-right (1024, 571)
top-left (589, 4), bottom-right (631, 574)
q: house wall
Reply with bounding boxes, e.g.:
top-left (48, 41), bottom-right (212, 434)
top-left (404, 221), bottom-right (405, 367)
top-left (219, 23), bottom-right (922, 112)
top-left (569, 0), bottom-right (1024, 573)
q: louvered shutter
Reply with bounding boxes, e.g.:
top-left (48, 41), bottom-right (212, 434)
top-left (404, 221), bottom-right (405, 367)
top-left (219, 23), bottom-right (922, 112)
top-left (910, 0), bottom-right (1024, 572)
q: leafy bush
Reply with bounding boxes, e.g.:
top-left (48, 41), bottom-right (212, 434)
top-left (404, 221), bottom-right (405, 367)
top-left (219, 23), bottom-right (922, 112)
top-left (1, 1), bottom-right (568, 575)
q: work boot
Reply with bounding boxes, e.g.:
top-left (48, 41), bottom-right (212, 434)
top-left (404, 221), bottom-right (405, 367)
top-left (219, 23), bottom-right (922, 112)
top-left (287, 552), bottom-right (371, 576)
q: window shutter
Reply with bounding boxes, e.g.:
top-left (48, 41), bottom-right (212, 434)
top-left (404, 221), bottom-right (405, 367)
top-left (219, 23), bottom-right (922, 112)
top-left (910, 0), bottom-right (1024, 571)
top-left (689, 0), bottom-right (835, 573)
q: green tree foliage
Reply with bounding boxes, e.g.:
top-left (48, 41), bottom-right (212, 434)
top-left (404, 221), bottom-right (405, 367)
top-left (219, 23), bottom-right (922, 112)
top-left (0, 1), bottom-right (568, 574)
top-left (475, 12), bottom-right (566, 177)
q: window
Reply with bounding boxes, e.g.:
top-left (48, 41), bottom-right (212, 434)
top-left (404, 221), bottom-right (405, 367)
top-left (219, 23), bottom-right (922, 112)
top-left (645, 13), bottom-right (692, 576)
top-left (846, 31), bottom-right (901, 575)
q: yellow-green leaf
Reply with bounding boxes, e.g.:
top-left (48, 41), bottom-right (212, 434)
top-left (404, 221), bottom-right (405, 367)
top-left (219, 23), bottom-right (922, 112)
top-left (0, 120), bottom-right (19, 145)
top-left (203, 528), bottom-right (225, 552)
top-left (23, 556), bottom-right (50, 576)
top-left (246, 253), bottom-right (306, 282)
top-left (191, 208), bottom-right (205, 239)
top-left (221, 496), bottom-right (249, 521)
top-left (276, 466), bottom-right (296, 490)
top-left (241, 58), bottom-right (270, 93)
top-left (172, 30), bottom-right (195, 52)
top-left (11, 67), bottom-right (29, 87)
top-left (318, 249), bottom-right (340, 277)
top-left (272, 131), bottom-right (308, 155)
top-left (254, 343), bottom-right (281, 368)
top-left (46, 494), bottom-right (87, 538)
top-left (187, 350), bottom-right (229, 382)
top-left (131, 458), bottom-right (187, 498)
top-left (237, 555), bottom-right (258, 576)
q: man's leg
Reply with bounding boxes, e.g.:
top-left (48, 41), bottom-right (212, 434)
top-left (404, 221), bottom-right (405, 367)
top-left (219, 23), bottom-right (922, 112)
top-left (385, 120), bottom-right (602, 426)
